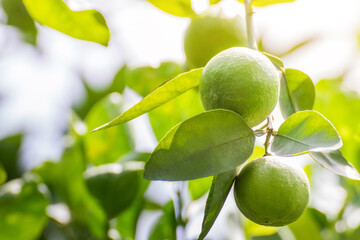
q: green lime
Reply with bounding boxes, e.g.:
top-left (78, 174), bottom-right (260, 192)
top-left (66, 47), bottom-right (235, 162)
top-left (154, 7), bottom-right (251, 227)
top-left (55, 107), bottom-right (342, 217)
top-left (200, 47), bottom-right (279, 127)
top-left (234, 157), bottom-right (310, 226)
top-left (184, 7), bottom-right (247, 68)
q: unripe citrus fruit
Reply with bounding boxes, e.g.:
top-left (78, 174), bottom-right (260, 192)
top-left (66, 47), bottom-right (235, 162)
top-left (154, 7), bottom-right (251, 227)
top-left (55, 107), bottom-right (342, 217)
top-left (234, 157), bottom-right (310, 226)
top-left (200, 47), bottom-right (279, 127)
top-left (184, 8), bottom-right (247, 68)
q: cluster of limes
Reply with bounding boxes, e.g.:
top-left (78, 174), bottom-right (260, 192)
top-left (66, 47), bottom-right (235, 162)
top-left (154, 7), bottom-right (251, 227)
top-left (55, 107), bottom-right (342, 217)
top-left (184, 7), bottom-right (310, 226)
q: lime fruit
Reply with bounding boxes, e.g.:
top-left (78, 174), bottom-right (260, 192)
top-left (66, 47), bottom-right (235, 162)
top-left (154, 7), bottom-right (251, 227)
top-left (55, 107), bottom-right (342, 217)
top-left (184, 8), bottom-right (247, 68)
top-left (233, 157), bottom-right (310, 226)
top-left (200, 47), bottom-right (279, 127)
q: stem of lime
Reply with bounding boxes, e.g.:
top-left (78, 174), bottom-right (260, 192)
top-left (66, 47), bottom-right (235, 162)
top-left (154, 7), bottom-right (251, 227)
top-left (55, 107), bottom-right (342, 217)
top-left (244, 0), bottom-right (273, 155)
top-left (244, 0), bottom-right (257, 50)
top-left (264, 116), bottom-right (274, 155)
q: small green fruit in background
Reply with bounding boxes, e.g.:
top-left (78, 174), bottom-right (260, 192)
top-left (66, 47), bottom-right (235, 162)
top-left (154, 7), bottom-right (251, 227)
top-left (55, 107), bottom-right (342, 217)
top-left (233, 157), bottom-right (310, 226)
top-left (200, 47), bottom-right (279, 127)
top-left (184, 7), bottom-right (247, 68)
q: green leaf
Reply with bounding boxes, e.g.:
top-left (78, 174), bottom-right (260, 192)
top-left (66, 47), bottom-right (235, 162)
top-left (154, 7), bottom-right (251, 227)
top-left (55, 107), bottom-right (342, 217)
top-left (149, 88), bottom-right (204, 140)
top-left (144, 109), bottom-right (255, 181)
top-left (147, 0), bottom-right (196, 18)
top-left (262, 52), bottom-right (284, 69)
top-left (198, 168), bottom-right (239, 240)
top-left (307, 207), bottom-right (328, 229)
top-left (348, 225), bottom-right (360, 240)
top-left (188, 176), bottom-right (213, 200)
top-left (22, 0), bottom-right (110, 46)
top-left (288, 208), bottom-right (323, 240)
top-left (34, 145), bottom-right (108, 238)
top-left (0, 178), bottom-right (49, 240)
top-left (243, 220), bottom-right (277, 238)
top-left (118, 151), bottom-right (151, 163)
top-left (91, 68), bottom-right (203, 132)
top-left (277, 36), bottom-right (319, 58)
top-left (2, 0), bottom-right (37, 45)
top-left (74, 68), bottom-right (126, 119)
top-left (210, 0), bottom-right (222, 4)
top-left (85, 93), bottom-right (134, 165)
top-left (0, 134), bottom-right (23, 180)
top-left (309, 150), bottom-right (360, 180)
top-left (280, 69), bottom-right (315, 119)
top-left (149, 201), bottom-right (177, 240)
top-left (116, 163), bottom-right (150, 239)
top-left (251, 233), bottom-right (282, 240)
top-left (271, 110), bottom-right (342, 156)
top-left (248, 145), bottom-right (266, 162)
top-left (314, 78), bottom-right (360, 171)
top-left (0, 164), bottom-right (6, 185)
top-left (84, 161), bottom-right (144, 219)
top-left (238, 0), bottom-right (296, 7)
top-left (125, 62), bottom-right (184, 97)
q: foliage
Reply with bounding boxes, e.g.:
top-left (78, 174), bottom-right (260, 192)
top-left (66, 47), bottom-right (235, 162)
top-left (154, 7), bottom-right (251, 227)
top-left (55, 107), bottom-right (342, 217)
top-left (0, 177), bottom-right (49, 240)
top-left (1, 0), bottom-right (360, 239)
top-left (1, 0), bottom-right (37, 45)
top-left (22, 0), bottom-right (110, 45)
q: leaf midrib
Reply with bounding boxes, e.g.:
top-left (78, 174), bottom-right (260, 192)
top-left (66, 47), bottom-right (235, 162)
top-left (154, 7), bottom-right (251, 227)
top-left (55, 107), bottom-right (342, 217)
top-left (275, 133), bottom-right (311, 147)
top-left (181, 133), bottom-right (254, 162)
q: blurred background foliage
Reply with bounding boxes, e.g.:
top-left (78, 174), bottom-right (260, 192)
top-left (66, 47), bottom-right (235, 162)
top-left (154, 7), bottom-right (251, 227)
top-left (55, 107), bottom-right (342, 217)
top-left (0, 0), bottom-right (360, 239)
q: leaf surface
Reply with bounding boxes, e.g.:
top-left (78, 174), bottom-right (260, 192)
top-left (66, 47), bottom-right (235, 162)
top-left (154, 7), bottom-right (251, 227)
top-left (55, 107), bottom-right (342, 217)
top-left (198, 168), bottom-right (239, 240)
top-left (144, 110), bottom-right (255, 181)
top-left (280, 69), bottom-right (315, 119)
top-left (149, 201), bottom-right (177, 240)
top-left (34, 145), bottom-right (108, 238)
top-left (84, 162), bottom-right (144, 219)
top-left (238, 0), bottom-right (296, 7)
top-left (2, 0), bottom-right (37, 45)
top-left (92, 68), bottom-right (203, 132)
top-left (22, 0), bottom-right (110, 45)
top-left (309, 150), bottom-right (360, 180)
top-left (314, 78), bottom-right (360, 171)
top-left (149, 89), bottom-right (203, 140)
top-left (0, 178), bottom-right (49, 240)
top-left (147, 0), bottom-right (195, 17)
top-left (85, 93), bottom-right (134, 165)
top-left (188, 176), bottom-right (213, 200)
top-left (262, 52), bottom-right (284, 69)
top-left (0, 165), bottom-right (6, 185)
top-left (271, 110), bottom-right (342, 156)
top-left (125, 62), bottom-right (184, 97)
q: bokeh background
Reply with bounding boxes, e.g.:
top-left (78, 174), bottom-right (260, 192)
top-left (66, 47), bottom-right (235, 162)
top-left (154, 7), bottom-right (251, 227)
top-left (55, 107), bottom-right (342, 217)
top-left (1, 0), bottom-right (360, 239)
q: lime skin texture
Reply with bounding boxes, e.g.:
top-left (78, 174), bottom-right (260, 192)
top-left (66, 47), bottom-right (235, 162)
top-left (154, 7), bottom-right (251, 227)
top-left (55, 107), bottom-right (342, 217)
top-left (200, 47), bottom-right (279, 127)
top-left (184, 8), bottom-right (247, 68)
top-left (234, 157), bottom-right (310, 226)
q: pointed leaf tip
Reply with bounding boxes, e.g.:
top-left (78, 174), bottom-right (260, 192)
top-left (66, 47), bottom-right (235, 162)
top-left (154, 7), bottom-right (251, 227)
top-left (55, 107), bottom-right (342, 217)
top-left (271, 110), bottom-right (342, 156)
top-left (91, 68), bottom-right (203, 132)
top-left (309, 150), bottom-right (360, 181)
top-left (90, 123), bottom-right (111, 133)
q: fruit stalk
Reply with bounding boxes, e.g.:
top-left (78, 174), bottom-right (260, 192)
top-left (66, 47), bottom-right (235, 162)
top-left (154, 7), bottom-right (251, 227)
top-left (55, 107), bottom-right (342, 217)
top-left (243, 0), bottom-right (274, 154)
top-left (244, 0), bottom-right (257, 50)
